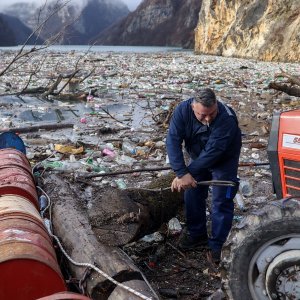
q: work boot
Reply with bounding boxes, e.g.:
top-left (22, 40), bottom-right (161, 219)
top-left (178, 230), bottom-right (208, 250)
top-left (207, 249), bottom-right (221, 265)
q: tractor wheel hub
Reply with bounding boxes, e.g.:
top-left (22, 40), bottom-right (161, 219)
top-left (266, 250), bottom-right (300, 299)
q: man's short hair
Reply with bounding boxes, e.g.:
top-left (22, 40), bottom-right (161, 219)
top-left (193, 88), bottom-right (216, 107)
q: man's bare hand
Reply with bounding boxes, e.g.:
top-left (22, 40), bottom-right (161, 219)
top-left (171, 173), bottom-right (197, 192)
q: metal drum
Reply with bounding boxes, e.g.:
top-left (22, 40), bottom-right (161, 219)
top-left (36, 292), bottom-right (92, 300)
top-left (0, 148), bottom-right (38, 208)
top-left (0, 148), bottom-right (32, 174)
top-left (0, 195), bottom-right (66, 299)
top-left (0, 166), bottom-right (38, 208)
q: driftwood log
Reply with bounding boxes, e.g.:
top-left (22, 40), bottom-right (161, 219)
top-left (43, 173), bottom-right (182, 299)
top-left (0, 123), bottom-right (74, 134)
top-left (268, 82), bottom-right (300, 97)
top-left (269, 69), bottom-right (300, 97)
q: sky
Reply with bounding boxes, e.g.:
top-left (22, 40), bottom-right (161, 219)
top-left (0, 0), bottom-right (143, 11)
top-left (123, 0), bottom-right (142, 10)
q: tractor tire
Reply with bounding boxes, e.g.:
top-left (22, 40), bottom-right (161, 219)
top-left (221, 198), bottom-right (300, 300)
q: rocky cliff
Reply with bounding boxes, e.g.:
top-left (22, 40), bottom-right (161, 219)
top-left (96, 0), bottom-right (202, 48)
top-left (195, 0), bottom-right (300, 62)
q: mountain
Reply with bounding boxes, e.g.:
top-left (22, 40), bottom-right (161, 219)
top-left (95, 0), bottom-right (202, 48)
top-left (0, 14), bottom-right (16, 46)
top-left (3, 0), bottom-right (130, 45)
top-left (195, 0), bottom-right (300, 62)
top-left (0, 13), bottom-right (43, 46)
top-left (3, 2), bottom-right (39, 27)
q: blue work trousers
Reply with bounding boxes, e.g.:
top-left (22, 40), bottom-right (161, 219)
top-left (184, 157), bottom-right (239, 251)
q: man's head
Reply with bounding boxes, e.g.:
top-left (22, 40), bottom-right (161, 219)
top-left (192, 88), bottom-right (218, 125)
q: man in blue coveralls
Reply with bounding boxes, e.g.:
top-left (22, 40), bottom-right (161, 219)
top-left (166, 88), bottom-right (241, 263)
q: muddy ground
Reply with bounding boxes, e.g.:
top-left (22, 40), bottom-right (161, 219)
top-left (0, 49), bottom-right (299, 299)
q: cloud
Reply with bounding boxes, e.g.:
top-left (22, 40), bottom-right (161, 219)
top-left (0, 0), bottom-right (142, 11)
top-left (124, 0), bottom-right (142, 11)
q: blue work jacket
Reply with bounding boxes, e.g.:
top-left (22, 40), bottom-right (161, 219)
top-left (166, 98), bottom-right (241, 178)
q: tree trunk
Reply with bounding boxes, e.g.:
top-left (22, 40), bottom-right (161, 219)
top-left (42, 173), bottom-right (181, 299)
top-left (43, 174), bottom-right (160, 299)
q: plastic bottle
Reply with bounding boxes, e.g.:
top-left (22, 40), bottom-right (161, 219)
top-left (43, 218), bottom-right (52, 235)
top-left (115, 178), bottom-right (127, 189)
top-left (61, 161), bottom-right (83, 171)
top-left (234, 193), bottom-right (246, 211)
top-left (122, 138), bottom-right (136, 155)
top-left (136, 146), bottom-right (150, 156)
top-left (42, 161), bottom-right (64, 169)
top-left (115, 154), bottom-right (136, 166)
top-left (38, 195), bottom-right (48, 211)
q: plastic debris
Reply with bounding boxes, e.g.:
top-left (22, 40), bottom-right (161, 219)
top-left (80, 117), bottom-right (87, 124)
top-left (167, 217), bottom-right (182, 235)
top-left (115, 178), bottom-right (127, 189)
top-left (102, 148), bottom-right (115, 158)
top-left (139, 232), bottom-right (164, 243)
top-left (54, 144), bottom-right (84, 155)
top-left (234, 193), bottom-right (246, 211)
top-left (122, 138), bottom-right (137, 155)
top-left (239, 180), bottom-right (254, 197)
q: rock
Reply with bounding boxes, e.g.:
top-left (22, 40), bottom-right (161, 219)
top-left (195, 0), bottom-right (300, 62)
top-left (96, 0), bottom-right (201, 48)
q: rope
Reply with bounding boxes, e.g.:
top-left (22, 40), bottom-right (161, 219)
top-left (39, 188), bottom-right (153, 300)
top-left (50, 233), bottom-right (153, 300)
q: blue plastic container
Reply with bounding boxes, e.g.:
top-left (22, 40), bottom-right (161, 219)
top-left (0, 132), bottom-right (26, 154)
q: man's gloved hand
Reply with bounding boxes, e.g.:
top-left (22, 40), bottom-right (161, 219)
top-left (171, 173), bottom-right (197, 192)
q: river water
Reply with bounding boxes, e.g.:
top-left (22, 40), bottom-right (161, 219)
top-left (0, 46), bottom-right (188, 128)
top-left (0, 45), bottom-right (187, 53)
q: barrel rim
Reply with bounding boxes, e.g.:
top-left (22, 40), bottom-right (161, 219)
top-left (36, 292), bottom-right (91, 300)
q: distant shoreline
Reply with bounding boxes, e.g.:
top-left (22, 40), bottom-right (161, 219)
top-left (0, 45), bottom-right (190, 54)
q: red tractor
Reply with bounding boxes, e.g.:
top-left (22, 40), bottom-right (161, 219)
top-left (221, 110), bottom-right (300, 299)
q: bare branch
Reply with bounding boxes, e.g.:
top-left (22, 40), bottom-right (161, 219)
top-left (54, 69), bottom-right (81, 96)
top-left (275, 68), bottom-right (300, 86)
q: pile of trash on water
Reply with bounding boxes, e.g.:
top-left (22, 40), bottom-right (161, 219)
top-left (0, 50), bottom-right (299, 298)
